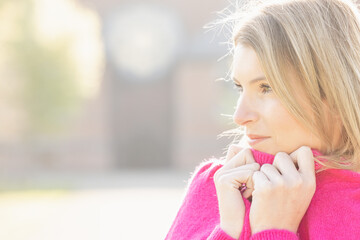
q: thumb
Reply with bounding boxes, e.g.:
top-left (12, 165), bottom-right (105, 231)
top-left (242, 187), bottom-right (254, 199)
top-left (242, 167), bottom-right (257, 199)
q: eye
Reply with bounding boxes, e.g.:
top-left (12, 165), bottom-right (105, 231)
top-left (233, 83), bottom-right (243, 93)
top-left (259, 83), bottom-right (272, 94)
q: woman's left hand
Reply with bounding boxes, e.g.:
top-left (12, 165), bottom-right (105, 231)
top-left (249, 146), bottom-right (316, 234)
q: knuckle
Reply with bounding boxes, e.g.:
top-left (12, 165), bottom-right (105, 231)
top-left (215, 175), bottom-right (228, 187)
top-left (252, 170), bottom-right (261, 179)
top-left (291, 176), bottom-right (304, 188)
top-left (299, 146), bottom-right (311, 153)
top-left (253, 173), bottom-right (272, 190)
top-left (244, 148), bottom-right (254, 158)
top-left (228, 144), bottom-right (237, 152)
top-left (243, 148), bottom-right (252, 155)
top-left (260, 163), bottom-right (268, 170)
top-left (252, 162), bottom-right (260, 170)
top-left (273, 152), bottom-right (293, 169)
top-left (225, 144), bottom-right (243, 162)
top-left (228, 144), bottom-right (242, 153)
top-left (260, 163), bottom-right (272, 172)
top-left (276, 177), bottom-right (285, 187)
top-left (273, 154), bottom-right (289, 165)
top-left (261, 182), bottom-right (273, 193)
top-left (274, 152), bottom-right (289, 160)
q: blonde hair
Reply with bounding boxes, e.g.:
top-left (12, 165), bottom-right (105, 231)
top-left (220, 0), bottom-right (360, 172)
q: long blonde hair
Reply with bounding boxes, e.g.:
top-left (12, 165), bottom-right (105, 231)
top-left (219, 0), bottom-right (360, 171)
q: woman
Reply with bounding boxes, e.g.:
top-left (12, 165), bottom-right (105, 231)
top-left (166, 0), bottom-right (360, 239)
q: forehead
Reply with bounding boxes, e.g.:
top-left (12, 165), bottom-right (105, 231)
top-left (231, 45), bottom-right (265, 83)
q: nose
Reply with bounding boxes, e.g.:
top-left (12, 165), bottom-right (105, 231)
top-left (232, 95), bottom-right (258, 126)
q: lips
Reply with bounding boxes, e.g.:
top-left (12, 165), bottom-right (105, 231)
top-left (246, 134), bottom-right (270, 140)
top-left (246, 134), bottom-right (270, 146)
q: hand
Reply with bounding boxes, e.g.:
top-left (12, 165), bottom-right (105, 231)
top-left (249, 146), bottom-right (316, 234)
top-left (214, 145), bottom-right (260, 239)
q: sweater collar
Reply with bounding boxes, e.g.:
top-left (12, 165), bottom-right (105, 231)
top-left (250, 148), bottom-right (323, 170)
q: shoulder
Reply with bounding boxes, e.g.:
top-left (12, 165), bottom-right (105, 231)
top-left (313, 168), bottom-right (360, 207)
top-left (300, 168), bottom-right (360, 238)
top-left (193, 158), bottom-right (225, 177)
top-left (187, 158), bottom-right (224, 184)
top-left (315, 168), bottom-right (360, 190)
top-left (183, 158), bottom-right (225, 193)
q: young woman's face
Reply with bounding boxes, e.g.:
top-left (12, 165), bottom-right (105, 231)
top-left (231, 45), bottom-right (322, 155)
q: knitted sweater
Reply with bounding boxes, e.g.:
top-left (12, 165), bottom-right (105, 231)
top-left (165, 149), bottom-right (360, 240)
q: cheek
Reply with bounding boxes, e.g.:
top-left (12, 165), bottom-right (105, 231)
top-left (263, 100), bottom-right (308, 149)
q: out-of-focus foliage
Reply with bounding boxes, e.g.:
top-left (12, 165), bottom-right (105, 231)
top-left (16, 2), bottom-right (79, 135)
top-left (0, 0), bottom-right (103, 137)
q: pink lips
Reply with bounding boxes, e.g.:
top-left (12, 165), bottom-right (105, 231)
top-left (246, 134), bottom-right (270, 146)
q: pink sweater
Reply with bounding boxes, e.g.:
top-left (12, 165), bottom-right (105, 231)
top-left (165, 149), bottom-right (360, 240)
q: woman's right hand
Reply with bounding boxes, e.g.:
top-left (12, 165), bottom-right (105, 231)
top-left (213, 145), bottom-right (260, 239)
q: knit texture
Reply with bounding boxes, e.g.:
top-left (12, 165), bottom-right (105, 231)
top-left (165, 149), bottom-right (360, 240)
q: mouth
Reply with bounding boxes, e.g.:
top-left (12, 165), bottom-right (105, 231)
top-left (246, 134), bottom-right (270, 146)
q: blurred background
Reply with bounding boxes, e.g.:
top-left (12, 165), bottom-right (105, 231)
top-left (0, 0), bottom-right (239, 239)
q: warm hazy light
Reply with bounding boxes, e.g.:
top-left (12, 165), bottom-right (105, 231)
top-left (33, 0), bottom-right (104, 98)
top-left (106, 4), bottom-right (182, 80)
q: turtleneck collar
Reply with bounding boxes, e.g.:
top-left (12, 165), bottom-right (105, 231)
top-left (250, 148), bottom-right (323, 170)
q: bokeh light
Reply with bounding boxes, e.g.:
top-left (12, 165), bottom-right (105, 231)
top-left (105, 4), bottom-right (182, 80)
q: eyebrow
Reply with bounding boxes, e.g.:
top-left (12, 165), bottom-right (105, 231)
top-left (232, 76), bottom-right (267, 85)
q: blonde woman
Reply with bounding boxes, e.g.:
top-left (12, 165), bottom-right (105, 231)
top-left (166, 0), bottom-right (360, 239)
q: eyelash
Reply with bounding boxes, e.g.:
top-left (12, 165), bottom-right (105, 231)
top-left (233, 83), bottom-right (272, 94)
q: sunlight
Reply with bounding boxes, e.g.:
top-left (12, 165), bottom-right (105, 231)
top-left (33, 0), bottom-right (104, 98)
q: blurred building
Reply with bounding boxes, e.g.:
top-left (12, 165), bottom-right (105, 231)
top-left (0, 0), bottom-right (238, 173)
top-left (89, 0), bottom-right (234, 170)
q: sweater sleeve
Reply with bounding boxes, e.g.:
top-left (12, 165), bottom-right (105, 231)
top-left (166, 159), bottom-right (238, 240)
top-left (250, 229), bottom-right (298, 240)
top-left (296, 169), bottom-right (360, 240)
top-left (207, 225), bottom-right (237, 240)
top-left (207, 193), bottom-right (252, 240)
top-left (249, 169), bottom-right (360, 240)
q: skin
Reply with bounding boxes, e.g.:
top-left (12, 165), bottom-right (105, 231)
top-left (213, 45), bottom-right (338, 238)
top-left (231, 46), bottom-right (322, 154)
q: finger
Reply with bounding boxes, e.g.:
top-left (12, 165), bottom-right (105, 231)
top-left (259, 164), bottom-right (283, 183)
top-left (216, 169), bottom-right (256, 190)
top-left (222, 148), bottom-right (255, 171)
top-left (221, 162), bottom-right (260, 175)
top-left (242, 187), bottom-right (254, 199)
top-left (272, 152), bottom-right (299, 177)
top-left (219, 163), bottom-right (259, 189)
top-left (289, 146), bottom-right (315, 178)
top-left (225, 144), bottom-right (243, 163)
top-left (243, 171), bottom-right (256, 198)
top-left (252, 170), bottom-right (270, 189)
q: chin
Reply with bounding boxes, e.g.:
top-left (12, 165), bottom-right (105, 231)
top-left (238, 138), bottom-right (284, 155)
